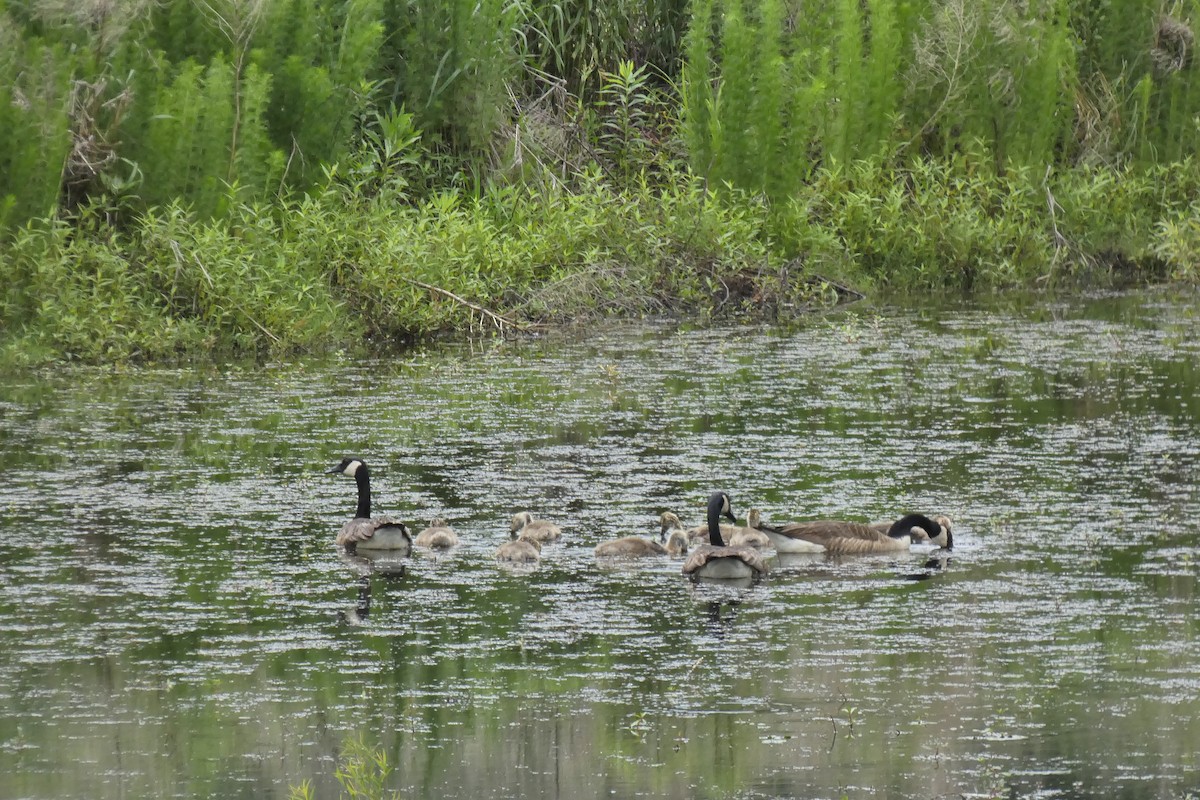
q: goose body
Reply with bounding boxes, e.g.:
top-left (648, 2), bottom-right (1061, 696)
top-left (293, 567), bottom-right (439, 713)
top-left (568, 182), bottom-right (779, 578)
top-left (495, 535), bottom-right (542, 563)
top-left (595, 513), bottom-right (695, 558)
top-left (658, 515), bottom-right (691, 557)
top-left (594, 536), bottom-right (668, 558)
top-left (681, 493), bottom-right (769, 580)
top-left (510, 511), bottom-right (562, 543)
top-left (414, 517), bottom-right (459, 549)
top-left (728, 509), bottom-right (772, 549)
top-left (759, 513), bottom-right (944, 555)
top-left (664, 529), bottom-right (689, 556)
top-left (327, 458), bottom-right (412, 553)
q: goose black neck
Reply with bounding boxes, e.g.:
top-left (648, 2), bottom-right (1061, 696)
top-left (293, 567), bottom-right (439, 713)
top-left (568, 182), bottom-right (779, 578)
top-left (889, 513), bottom-right (937, 540)
top-left (706, 492), bottom-right (728, 547)
top-left (354, 465), bottom-right (372, 519)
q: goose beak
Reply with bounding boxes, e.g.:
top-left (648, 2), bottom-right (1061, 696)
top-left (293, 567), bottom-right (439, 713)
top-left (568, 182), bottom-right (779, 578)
top-left (325, 464), bottom-right (342, 474)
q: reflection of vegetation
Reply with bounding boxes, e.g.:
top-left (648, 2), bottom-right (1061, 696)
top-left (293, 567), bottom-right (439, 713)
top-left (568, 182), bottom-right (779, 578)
top-left (980, 761), bottom-right (1011, 800)
top-left (624, 710), bottom-right (651, 740)
top-left (3, 296), bottom-right (1200, 798)
top-left (825, 312), bottom-right (883, 344)
top-left (839, 701), bottom-right (860, 739)
top-left (290, 736), bottom-right (399, 800)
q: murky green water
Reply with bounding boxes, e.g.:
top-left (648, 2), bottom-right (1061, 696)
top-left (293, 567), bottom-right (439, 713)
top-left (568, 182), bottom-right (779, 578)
top-left (1, 289), bottom-right (1198, 799)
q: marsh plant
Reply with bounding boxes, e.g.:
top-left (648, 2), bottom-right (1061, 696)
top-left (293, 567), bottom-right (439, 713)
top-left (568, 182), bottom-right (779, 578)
top-left (4, 0), bottom-right (1200, 364)
top-left (289, 736), bottom-right (399, 800)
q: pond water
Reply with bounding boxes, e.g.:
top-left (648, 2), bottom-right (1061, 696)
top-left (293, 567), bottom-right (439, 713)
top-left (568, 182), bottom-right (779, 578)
top-left (1, 289), bottom-right (1198, 800)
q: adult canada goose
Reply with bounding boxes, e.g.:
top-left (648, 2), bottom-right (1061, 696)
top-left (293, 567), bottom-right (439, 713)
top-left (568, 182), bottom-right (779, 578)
top-left (660, 511), bottom-right (737, 545)
top-left (757, 513), bottom-right (944, 555)
top-left (495, 533), bottom-right (542, 563)
top-left (510, 511), bottom-right (562, 543)
top-left (326, 458), bottom-right (412, 553)
top-left (414, 517), bottom-right (459, 549)
top-left (681, 492), bottom-right (769, 580)
top-left (870, 514), bottom-right (954, 549)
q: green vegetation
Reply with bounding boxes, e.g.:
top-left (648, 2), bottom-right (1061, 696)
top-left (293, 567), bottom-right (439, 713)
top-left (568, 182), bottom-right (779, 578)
top-left (289, 736), bottom-right (399, 800)
top-left (3, 0), bottom-right (1200, 364)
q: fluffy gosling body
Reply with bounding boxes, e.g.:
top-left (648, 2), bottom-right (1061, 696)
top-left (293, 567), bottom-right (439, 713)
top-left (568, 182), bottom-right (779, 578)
top-left (414, 517), bottom-right (459, 549)
top-left (495, 535), bottom-right (542, 563)
top-left (658, 515), bottom-right (691, 557)
top-left (594, 536), bottom-right (668, 558)
top-left (510, 511), bottom-right (562, 543)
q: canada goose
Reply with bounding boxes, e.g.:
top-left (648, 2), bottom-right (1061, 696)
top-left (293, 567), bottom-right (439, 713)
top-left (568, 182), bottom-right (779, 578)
top-left (728, 509), bottom-right (772, 549)
top-left (495, 534), bottom-right (542, 563)
top-left (658, 515), bottom-right (691, 557)
top-left (326, 458), bottom-right (412, 553)
top-left (681, 492), bottom-right (769, 580)
top-left (595, 513), bottom-right (694, 557)
top-left (510, 511), bottom-right (562, 543)
top-left (660, 511), bottom-right (737, 545)
top-left (757, 513), bottom-right (944, 555)
top-left (870, 514), bottom-right (953, 548)
top-left (414, 517), bottom-right (459, 549)
top-left (930, 515), bottom-right (953, 548)
top-left (594, 535), bottom-right (668, 558)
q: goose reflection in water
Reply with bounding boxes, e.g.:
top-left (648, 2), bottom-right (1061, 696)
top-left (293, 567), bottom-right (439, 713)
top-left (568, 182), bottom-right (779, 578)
top-left (337, 576), bottom-right (373, 626)
top-left (339, 549), bottom-right (408, 579)
top-left (704, 600), bottom-right (742, 639)
top-left (900, 553), bottom-right (953, 582)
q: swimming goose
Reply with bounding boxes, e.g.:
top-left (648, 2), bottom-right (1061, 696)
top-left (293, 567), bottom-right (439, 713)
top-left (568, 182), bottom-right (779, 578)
top-left (326, 458), bottom-right (412, 553)
top-left (414, 517), bottom-right (459, 549)
top-left (658, 515), bottom-right (691, 557)
top-left (495, 533), bottom-right (542, 562)
top-left (594, 535), bottom-right (668, 558)
top-left (510, 511), bottom-right (562, 543)
top-left (871, 514), bottom-right (954, 548)
top-left (595, 516), bottom-right (691, 558)
top-left (681, 492), bottom-right (769, 580)
top-left (728, 509), bottom-right (772, 549)
top-left (757, 513), bottom-right (944, 555)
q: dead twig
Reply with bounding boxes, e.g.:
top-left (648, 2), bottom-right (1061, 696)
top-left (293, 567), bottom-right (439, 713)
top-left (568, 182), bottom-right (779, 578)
top-left (1043, 164), bottom-right (1067, 251)
top-left (809, 273), bottom-right (866, 300)
top-left (395, 275), bottom-right (535, 333)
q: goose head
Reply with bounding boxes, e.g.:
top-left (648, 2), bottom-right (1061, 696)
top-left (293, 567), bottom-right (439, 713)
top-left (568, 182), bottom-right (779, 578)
top-left (510, 511), bottom-right (535, 536)
top-left (326, 457), bottom-right (366, 477)
top-left (931, 515), bottom-right (954, 548)
top-left (327, 457), bottom-right (375, 519)
top-left (888, 513), bottom-right (944, 542)
top-left (659, 511), bottom-right (684, 541)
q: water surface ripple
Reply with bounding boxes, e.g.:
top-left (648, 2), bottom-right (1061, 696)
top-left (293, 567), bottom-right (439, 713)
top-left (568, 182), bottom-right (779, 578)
top-left (1, 290), bottom-right (1198, 799)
